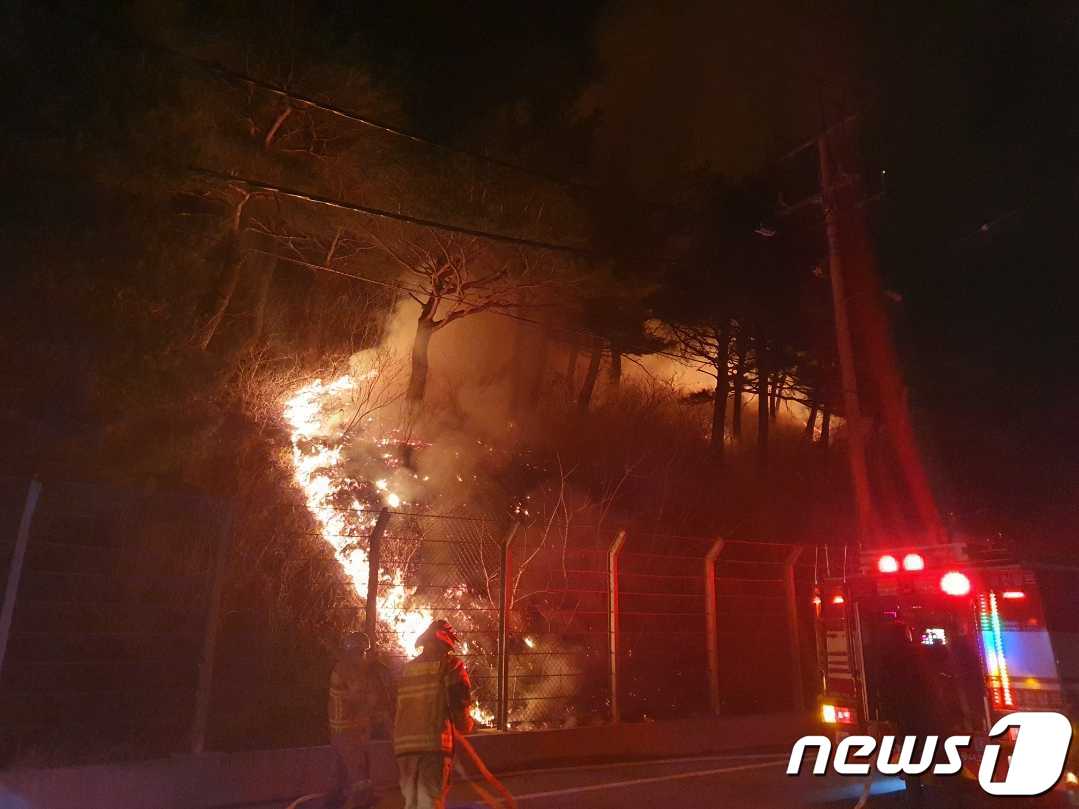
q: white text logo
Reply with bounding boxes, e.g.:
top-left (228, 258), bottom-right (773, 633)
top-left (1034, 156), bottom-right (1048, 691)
top-left (787, 711), bottom-right (1072, 796)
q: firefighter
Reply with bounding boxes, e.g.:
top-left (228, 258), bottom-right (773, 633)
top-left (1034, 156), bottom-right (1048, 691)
top-left (875, 619), bottom-right (933, 808)
top-left (327, 631), bottom-right (393, 809)
top-left (393, 619), bottom-right (473, 809)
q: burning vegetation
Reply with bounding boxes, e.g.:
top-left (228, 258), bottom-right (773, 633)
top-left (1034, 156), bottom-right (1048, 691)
top-left (1, 1), bottom-right (885, 753)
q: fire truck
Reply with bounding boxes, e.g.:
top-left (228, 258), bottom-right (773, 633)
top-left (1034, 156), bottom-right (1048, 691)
top-left (805, 125), bottom-right (1079, 802)
top-left (813, 541), bottom-right (1079, 801)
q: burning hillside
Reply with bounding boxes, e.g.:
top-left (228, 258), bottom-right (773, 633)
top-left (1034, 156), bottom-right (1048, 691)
top-left (282, 364), bottom-right (518, 726)
top-left (284, 372), bottom-right (435, 652)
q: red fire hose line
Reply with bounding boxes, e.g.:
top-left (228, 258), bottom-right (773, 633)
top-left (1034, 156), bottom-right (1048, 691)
top-left (284, 732), bottom-right (516, 809)
top-left (454, 728), bottom-right (519, 809)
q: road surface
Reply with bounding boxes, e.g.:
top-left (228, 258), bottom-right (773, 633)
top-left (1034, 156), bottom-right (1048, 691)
top-left (270, 752), bottom-right (908, 809)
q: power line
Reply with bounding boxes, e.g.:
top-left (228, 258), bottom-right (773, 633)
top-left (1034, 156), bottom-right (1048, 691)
top-left (772, 113), bottom-right (861, 167)
top-left (62, 10), bottom-right (704, 222)
top-left (193, 166), bottom-right (590, 256)
top-left (200, 168), bottom-right (711, 361)
top-left (55, 8), bottom-right (597, 198)
top-left (169, 47), bottom-right (598, 197)
top-left (71, 10), bottom-right (867, 238)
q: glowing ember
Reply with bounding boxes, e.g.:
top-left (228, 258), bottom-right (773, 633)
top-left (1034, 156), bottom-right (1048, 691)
top-left (470, 704), bottom-right (495, 727)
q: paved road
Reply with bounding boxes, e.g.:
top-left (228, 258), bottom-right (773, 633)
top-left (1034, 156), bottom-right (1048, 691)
top-left (274, 753), bottom-right (909, 809)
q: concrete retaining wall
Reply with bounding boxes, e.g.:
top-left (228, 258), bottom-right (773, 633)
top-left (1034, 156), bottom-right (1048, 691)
top-left (0, 713), bottom-right (813, 809)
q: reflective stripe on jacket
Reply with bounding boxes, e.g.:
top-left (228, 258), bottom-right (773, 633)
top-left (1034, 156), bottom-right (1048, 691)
top-left (393, 655), bottom-right (469, 756)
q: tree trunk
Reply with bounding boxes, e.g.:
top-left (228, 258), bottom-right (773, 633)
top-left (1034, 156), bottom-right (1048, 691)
top-left (407, 318), bottom-right (436, 406)
top-left (608, 346), bottom-right (622, 387)
top-left (577, 337), bottom-right (603, 412)
top-left (769, 373), bottom-right (783, 422)
top-left (304, 283), bottom-right (326, 365)
top-left (710, 326), bottom-right (731, 458)
top-left (756, 336), bottom-right (770, 470)
top-left (804, 402), bottom-right (819, 442)
top-left (732, 334), bottom-right (746, 442)
top-left (509, 317), bottom-right (529, 417)
top-left (820, 408), bottom-right (831, 448)
top-left (565, 337), bottom-right (580, 394)
top-left (196, 194), bottom-right (249, 351)
top-left (196, 232), bottom-right (243, 351)
top-left (526, 309), bottom-right (553, 407)
top-left (249, 254), bottom-right (275, 345)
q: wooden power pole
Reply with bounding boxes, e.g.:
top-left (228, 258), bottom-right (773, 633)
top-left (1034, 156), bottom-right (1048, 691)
top-left (818, 132), bottom-right (876, 548)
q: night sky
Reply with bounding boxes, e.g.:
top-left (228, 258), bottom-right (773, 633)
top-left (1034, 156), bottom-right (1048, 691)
top-left (865, 3), bottom-right (1079, 537)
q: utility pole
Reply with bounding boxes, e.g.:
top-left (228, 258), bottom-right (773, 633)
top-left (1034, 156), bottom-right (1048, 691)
top-left (191, 503), bottom-right (235, 753)
top-left (607, 530), bottom-right (627, 722)
top-left (365, 509), bottom-right (392, 643)
top-left (818, 131), bottom-right (876, 548)
top-left (495, 523), bottom-right (519, 731)
top-left (0, 479), bottom-right (41, 683)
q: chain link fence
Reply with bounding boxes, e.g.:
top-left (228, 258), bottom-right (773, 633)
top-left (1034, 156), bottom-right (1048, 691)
top-left (0, 477), bottom-right (821, 764)
top-left (0, 477), bottom-right (229, 765)
top-left (357, 513), bottom-right (815, 730)
top-left (619, 535), bottom-right (714, 720)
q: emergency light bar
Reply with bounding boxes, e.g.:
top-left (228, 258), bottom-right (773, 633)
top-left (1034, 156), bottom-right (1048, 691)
top-left (860, 543), bottom-right (971, 576)
top-left (902, 552), bottom-right (925, 571)
top-left (877, 554), bottom-right (899, 573)
top-left (940, 571), bottom-right (972, 596)
top-left (874, 552), bottom-right (926, 573)
top-left (978, 591), bottom-right (1014, 707)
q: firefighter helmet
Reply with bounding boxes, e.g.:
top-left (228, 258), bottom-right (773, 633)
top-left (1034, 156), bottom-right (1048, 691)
top-left (342, 631), bottom-right (371, 654)
top-left (417, 619), bottom-right (459, 649)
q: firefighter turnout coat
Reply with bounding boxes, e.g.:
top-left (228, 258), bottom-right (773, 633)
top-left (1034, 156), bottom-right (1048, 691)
top-left (328, 657), bottom-right (394, 738)
top-left (393, 654), bottom-right (472, 756)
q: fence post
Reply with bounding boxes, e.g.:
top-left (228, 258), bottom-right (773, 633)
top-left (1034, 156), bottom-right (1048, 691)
top-left (495, 523), bottom-right (518, 731)
top-left (365, 509), bottom-right (392, 644)
top-left (191, 502), bottom-right (235, 754)
top-left (704, 538), bottom-right (724, 715)
top-left (0, 479), bottom-right (42, 683)
top-left (784, 546), bottom-right (806, 712)
top-left (607, 529), bottom-right (626, 722)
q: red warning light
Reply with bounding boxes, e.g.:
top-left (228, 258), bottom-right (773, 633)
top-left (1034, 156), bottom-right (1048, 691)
top-left (902, 553), bottom-right (925, 571)
top-left (831, 594), bottom-right (845, 605)
top-left (940, 571), bottom-right (971, 596)
top-left (877, 554), bottom-right (899, 573)
top-left (1002, 591), bottom-right (1026, 600)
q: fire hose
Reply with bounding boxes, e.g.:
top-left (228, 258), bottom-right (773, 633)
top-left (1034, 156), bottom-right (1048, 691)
top-left (284, 729), bottom-right (516, 809)
top-left (453, 727), bottom-right (519, 809)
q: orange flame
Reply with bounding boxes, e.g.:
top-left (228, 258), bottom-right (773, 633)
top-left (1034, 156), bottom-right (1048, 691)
top-left (283, 375), bottom-right (433, 652)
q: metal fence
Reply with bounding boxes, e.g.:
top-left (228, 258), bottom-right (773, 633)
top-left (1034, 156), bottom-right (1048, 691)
top-left (356, 510), bottom-right (816, 730)
top-left (1, 477), bottom-right (821, 763)
top-left (0, 477), bottom-right (230, 764)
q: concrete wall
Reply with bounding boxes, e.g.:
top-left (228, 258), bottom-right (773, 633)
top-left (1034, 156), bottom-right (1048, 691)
top-left (0, 713), bottom-right (813, 809)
